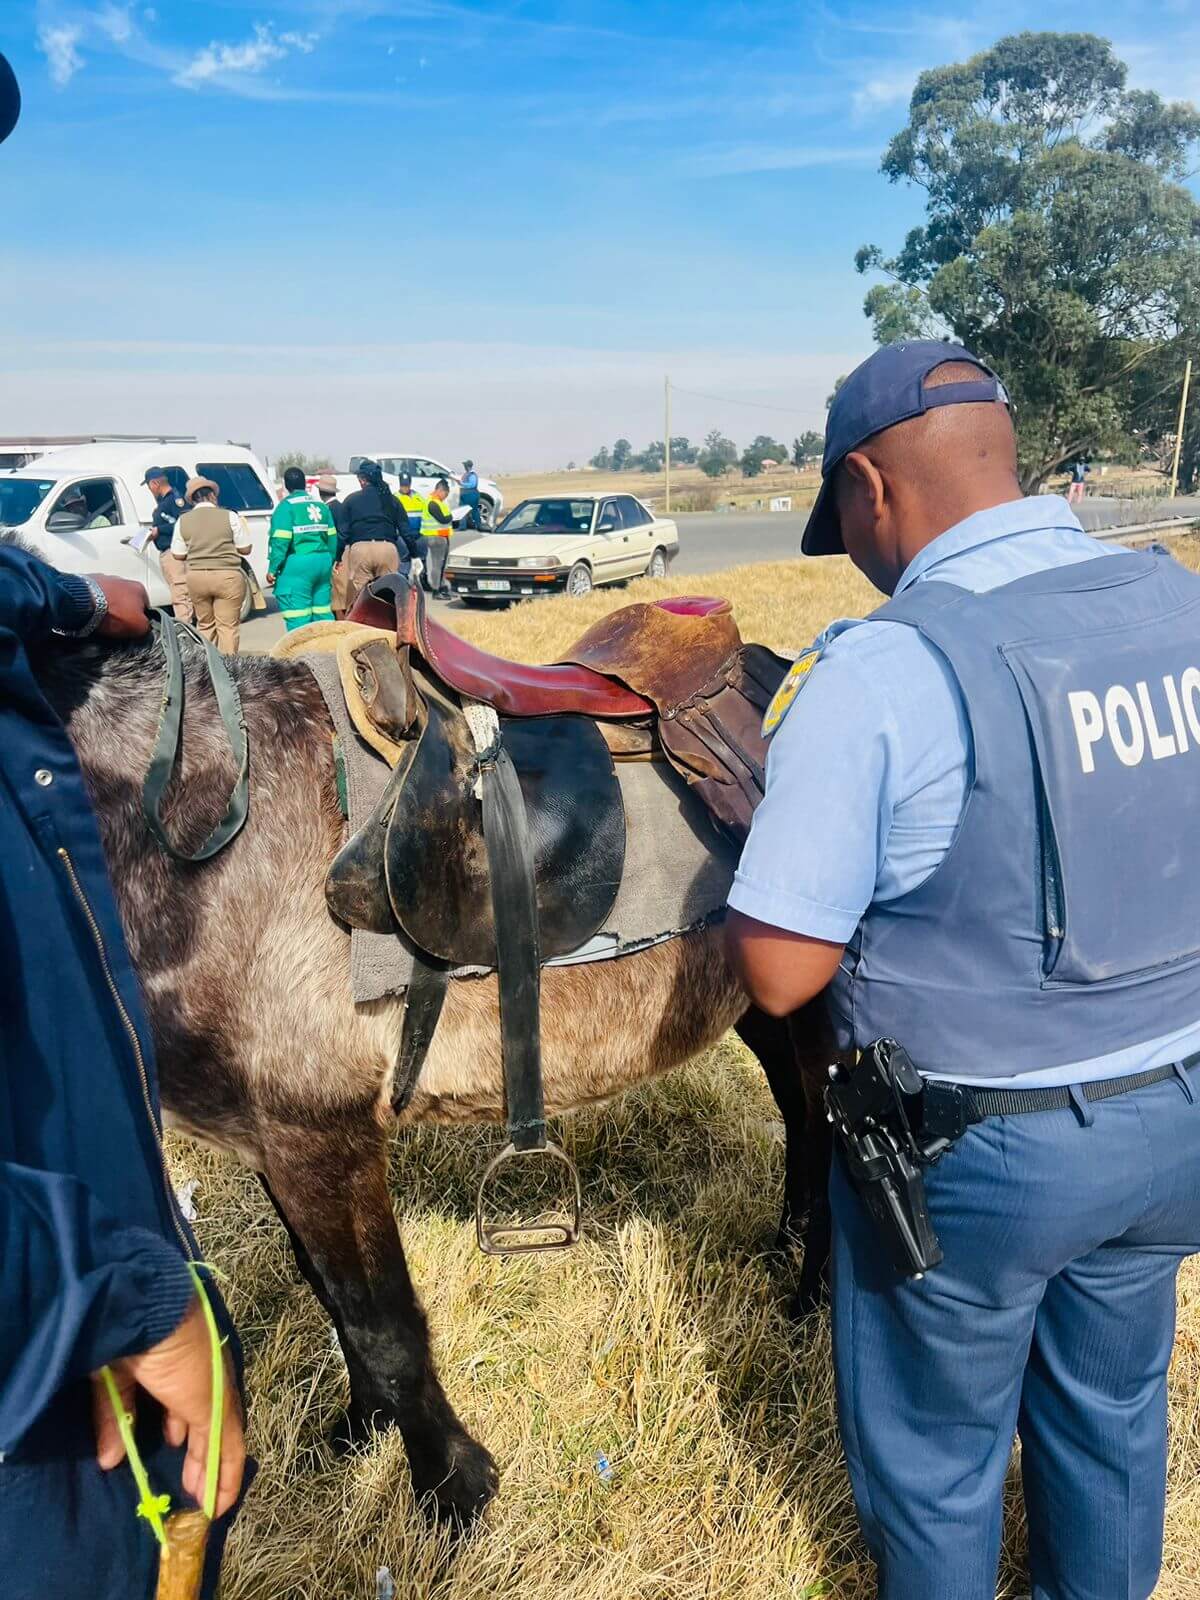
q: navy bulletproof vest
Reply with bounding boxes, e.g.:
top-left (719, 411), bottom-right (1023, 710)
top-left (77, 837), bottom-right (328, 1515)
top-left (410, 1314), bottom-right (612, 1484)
top-left (829, 550), bottom-right (1200, 1078)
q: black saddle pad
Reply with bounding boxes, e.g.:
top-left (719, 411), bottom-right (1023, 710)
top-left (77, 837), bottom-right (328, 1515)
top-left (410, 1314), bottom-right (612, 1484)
top-left (327, 702), bottom-right (626, 968)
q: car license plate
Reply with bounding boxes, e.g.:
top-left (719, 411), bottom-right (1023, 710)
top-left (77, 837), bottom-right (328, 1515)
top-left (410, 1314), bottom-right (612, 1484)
top-left (477, 579), bottom-right (511, 592)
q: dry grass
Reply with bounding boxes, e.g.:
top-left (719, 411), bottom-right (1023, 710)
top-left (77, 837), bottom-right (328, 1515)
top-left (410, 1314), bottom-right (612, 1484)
top-left (497, 464), bottom-right (821, 517)
top-left (177, 541), bottom-right (1200, 1599)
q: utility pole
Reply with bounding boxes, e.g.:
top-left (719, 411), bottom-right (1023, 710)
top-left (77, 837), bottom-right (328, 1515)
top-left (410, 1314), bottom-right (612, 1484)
top-left (1170, 357), bottom-right (1193, 499)
top-left (664, 374), bottom-right (671, 514)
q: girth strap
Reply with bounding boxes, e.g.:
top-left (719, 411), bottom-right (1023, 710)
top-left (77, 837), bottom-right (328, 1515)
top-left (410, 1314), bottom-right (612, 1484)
top-left (479, 742), bottom-right (546, 1151)
top-left (392, 955), bottom-right (450, 1115)
top-left (142, 611), bottom-right (250, 863)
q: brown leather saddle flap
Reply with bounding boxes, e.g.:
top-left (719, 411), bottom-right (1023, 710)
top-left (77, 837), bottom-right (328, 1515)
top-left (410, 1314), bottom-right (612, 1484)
top-left (558, 596), bottom-right (743, 716)
top-left (655, 643), bottom-right (791, 843)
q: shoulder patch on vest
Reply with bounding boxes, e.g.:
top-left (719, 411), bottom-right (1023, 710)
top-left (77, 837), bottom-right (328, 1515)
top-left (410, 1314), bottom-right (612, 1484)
top-left (762, 646), bottom-right (821, 737)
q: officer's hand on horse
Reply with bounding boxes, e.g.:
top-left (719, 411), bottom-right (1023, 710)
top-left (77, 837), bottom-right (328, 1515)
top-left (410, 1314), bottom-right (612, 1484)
top-left (94, 574), bottom-right (152, 639)
top-left (92, 1295), bottom-right (246, 1518)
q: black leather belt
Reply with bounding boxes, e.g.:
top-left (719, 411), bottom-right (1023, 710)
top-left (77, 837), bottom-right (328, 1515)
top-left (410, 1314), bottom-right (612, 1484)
top-left (922, 1051), bottom-right (1200, 1140)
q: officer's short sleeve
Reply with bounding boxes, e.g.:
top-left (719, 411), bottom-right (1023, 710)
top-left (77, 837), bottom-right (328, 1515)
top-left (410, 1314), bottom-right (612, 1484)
top-left (728, 636), bottom-right (900, 942)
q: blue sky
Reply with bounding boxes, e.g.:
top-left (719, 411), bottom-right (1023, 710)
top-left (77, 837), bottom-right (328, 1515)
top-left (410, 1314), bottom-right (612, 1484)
top-left (2, 0), bottom-right (1198, 470)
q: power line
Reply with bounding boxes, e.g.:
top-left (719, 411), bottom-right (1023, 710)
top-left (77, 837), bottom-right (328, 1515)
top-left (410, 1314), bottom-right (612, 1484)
top-left (668, 382), bottom-right (818, 419)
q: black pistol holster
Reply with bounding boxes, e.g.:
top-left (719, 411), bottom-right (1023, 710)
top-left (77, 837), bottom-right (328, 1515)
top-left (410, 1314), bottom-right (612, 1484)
top-left (825, 1038), bottom-right (956, 1279)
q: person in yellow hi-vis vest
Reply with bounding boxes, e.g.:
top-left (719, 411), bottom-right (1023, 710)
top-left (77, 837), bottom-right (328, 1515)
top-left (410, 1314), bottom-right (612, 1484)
top-left (420, 477), bottom-right (454, 595)
top-left (395, 472), bottom-right (428, 586)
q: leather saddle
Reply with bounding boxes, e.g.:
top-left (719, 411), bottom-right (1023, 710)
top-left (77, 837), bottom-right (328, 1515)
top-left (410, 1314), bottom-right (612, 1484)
top-left (325, 574), bottom-right (788, 1251)
top-left (347, 576), bottom-right (789, 842)
top-left (327, 690), bottom-right (625, 966)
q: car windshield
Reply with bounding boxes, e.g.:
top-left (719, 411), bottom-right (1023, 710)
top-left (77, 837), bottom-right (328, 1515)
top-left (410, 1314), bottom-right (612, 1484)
top-left (499, 498), bottom-right (593, 534)
top-left (0, 477), bottom-right (55, 527)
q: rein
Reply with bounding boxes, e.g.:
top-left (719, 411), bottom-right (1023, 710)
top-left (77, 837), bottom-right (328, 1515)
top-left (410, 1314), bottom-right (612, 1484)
top-left (141, 610), bottom-right (250, 863)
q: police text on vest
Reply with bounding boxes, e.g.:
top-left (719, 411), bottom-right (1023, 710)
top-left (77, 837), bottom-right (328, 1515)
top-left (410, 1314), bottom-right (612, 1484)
top-left (1069, 672), bottom-right (1200, 772)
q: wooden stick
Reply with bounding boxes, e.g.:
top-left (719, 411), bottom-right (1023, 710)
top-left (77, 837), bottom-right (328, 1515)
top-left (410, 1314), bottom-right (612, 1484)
top-left (156, 1511), bottom-right (210, 1600)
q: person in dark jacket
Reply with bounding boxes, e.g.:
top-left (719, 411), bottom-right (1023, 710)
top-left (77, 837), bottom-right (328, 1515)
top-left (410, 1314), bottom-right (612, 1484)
top-left (143, 467), bottom-right (193, 625)
top-left (331, 458), bottom-right (420, 616)
top-left (0, 545), bottom-right (246, 1600)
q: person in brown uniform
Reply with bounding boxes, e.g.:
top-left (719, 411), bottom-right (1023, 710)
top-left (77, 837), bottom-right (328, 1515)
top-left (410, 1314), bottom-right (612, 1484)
top-left (171, 476), bottom-right (252, 652)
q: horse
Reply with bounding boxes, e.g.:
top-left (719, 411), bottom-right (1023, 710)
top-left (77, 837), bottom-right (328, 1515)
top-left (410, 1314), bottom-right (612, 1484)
top-left (31, 614), bottom-right (833, 1529)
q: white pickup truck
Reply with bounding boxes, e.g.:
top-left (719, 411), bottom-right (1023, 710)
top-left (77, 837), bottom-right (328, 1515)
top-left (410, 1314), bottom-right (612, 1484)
top-left (328, 452), bottom-right (503, 529)
top-left (0, 440), bottom-right (276, 613)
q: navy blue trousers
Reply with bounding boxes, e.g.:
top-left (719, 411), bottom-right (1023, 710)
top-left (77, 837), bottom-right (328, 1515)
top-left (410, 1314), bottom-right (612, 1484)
top-left (831, 1064), bottom-right (1200, 1600)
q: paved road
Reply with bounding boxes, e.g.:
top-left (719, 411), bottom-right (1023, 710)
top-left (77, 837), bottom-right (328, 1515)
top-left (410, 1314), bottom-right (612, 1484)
top-left (240, 511), bottom-right (808, 652)
top-left (239, 499), bottom-right (1200, 652)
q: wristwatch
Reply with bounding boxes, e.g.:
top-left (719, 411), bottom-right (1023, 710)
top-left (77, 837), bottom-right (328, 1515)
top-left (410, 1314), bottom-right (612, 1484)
top-left (52, 575), bottom-right (108, 637)
top-left (74, 576), bottom-right (109, 636)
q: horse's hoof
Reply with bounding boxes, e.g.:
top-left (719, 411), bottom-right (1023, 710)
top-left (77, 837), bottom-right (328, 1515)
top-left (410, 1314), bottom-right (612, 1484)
top-left (415, 1433), bottom-right (499, 1532)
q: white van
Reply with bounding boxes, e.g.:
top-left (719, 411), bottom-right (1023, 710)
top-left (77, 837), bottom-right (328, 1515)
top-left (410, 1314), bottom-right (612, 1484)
top-left (0, 441), bottom-right (276, 612)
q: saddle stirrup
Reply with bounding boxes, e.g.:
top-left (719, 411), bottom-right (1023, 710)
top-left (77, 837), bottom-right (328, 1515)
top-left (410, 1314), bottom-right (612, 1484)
top-left (472, 729), bottom-right (582, 1256)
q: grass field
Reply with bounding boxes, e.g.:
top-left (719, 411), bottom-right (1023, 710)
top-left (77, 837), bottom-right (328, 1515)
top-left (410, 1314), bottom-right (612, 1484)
top-left (496, 462), bottom-right (822, 516)
top-left (175, 539), bottom-right (1200, 1599)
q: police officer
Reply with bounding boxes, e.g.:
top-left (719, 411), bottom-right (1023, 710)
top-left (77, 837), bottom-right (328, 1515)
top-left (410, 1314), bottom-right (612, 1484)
top-left (460, 458), bottom-right (481, 529)
top-left (143, 467), bottom-right (193, 625)
top-left (725, 341), bottom-right (1200, 1600)
top-left (395, 471), bottom-right (428, 544)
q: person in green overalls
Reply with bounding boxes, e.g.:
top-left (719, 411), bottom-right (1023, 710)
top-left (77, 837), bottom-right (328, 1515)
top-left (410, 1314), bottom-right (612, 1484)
top-left (268, 465), bottom-right (338, 629)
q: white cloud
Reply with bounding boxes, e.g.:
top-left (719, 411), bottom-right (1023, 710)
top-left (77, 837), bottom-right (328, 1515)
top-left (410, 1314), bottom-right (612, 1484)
top-left (177, 23), bottom-right (318, 87)
top-left (688, 143), bottom-right (878, 177)
top-left (38, 22), bottom-right (84, 86)
top-left (852, 70), bottom-right (915, 117)
top-left (96, 3), bottom-right (133, 44)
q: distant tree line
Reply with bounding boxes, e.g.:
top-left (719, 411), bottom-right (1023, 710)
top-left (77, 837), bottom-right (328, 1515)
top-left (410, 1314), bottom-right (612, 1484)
top-left (588, 428), bottom-right (825, 479)
top-left (275, 449), bottom-right (335, 474)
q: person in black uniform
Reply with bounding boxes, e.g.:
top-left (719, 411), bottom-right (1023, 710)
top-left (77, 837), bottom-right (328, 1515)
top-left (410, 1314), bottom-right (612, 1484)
top-left (331, 459), bottom-right (420, 616)
top-left (143, 467), bottom-right (192, 624)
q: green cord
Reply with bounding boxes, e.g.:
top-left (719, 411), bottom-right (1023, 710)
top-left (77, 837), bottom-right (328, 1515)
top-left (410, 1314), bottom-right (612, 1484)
top-left (187, 1262), bottom-right (225, 1522)
top-left (101, 1265), bottom-right (226, 1539)
top-left (99, 1365), bottom-right (170, 1547)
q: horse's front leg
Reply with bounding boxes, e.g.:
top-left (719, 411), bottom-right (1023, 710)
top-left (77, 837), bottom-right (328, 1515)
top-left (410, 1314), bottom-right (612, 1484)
top-left (735, 1003), bottom-right (813, 1248)
top-left (260, 1116), bottom-right (498, 1528)
top-left (736, 999), bottom-right (836, 1316)
top-left (786, 1000), bottom-right (837, 1315)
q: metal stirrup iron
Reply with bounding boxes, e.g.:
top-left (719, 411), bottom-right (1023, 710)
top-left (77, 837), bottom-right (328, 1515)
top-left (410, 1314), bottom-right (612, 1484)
top-left (463, 701), bottom-right (582, 1255)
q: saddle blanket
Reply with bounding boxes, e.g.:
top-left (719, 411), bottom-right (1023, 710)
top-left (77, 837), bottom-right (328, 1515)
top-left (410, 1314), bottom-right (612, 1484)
top-left (301, 651), bottom-right (738, 1003)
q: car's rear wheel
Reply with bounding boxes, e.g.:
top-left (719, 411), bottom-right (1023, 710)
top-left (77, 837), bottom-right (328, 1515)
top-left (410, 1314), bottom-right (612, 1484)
top-left (646, 547), bottom-right (669, 579)
top-left (239, 574), bottom-right (254, 622)
top-left (477, 497), bottom-right (496, 531)
top-left (566, 562), bottom-right (593, 598)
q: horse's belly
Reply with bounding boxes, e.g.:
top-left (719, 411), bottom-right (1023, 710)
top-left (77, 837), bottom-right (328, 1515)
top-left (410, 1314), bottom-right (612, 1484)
top-left (401, 927), bottom-right (746, 1125)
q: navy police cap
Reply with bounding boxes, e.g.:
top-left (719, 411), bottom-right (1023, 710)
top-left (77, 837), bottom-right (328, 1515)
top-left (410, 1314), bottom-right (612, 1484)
top-left (0, 53), bottom-right (20, 146)
top-left (802, 340), bottom-right (1009, 557)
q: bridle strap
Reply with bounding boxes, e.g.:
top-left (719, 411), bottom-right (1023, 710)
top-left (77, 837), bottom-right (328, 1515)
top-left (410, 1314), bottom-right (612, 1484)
top-left (141, 610), bottom-right (250, 863)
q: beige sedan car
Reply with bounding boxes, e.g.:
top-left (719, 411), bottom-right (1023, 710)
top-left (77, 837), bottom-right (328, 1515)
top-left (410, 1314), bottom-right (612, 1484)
top-left (445, 492), bottom-right (679, 606)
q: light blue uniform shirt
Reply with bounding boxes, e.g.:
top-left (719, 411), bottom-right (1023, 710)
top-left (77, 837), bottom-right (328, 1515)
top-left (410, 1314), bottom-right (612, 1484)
top-left (729, 495), bottom-right (1200, 1087)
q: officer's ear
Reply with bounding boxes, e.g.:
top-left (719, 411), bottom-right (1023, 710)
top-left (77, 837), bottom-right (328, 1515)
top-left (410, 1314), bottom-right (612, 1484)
top-left (840, 450), bottom-right (885, 527)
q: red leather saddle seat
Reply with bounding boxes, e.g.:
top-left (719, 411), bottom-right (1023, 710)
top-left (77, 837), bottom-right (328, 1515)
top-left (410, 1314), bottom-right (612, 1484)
top-left (347, 583), bottom-right (653, 718)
